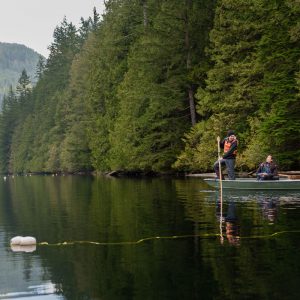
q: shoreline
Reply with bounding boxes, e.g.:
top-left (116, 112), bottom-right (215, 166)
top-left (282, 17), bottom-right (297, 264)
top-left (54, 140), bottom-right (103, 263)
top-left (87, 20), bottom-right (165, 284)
top-left (2, 170), bottom-right (300, 179)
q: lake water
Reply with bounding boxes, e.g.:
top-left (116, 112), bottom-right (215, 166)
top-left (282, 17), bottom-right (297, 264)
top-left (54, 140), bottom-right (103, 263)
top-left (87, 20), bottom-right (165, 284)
top-left (0, 175), bottom-right (300, 299)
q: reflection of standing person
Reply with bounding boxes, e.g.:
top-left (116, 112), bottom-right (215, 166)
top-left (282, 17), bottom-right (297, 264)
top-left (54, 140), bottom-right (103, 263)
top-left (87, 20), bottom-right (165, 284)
top-left (256, 155), bottom-right (278, 180)
top-left (216, 198), bottom-right (240, 246)
top-left (214, 130), bottom-right (238, 180)
top-left (225, 222), bottom-right (240, 246)
top-left (225, 201), bottom-right (240, 246)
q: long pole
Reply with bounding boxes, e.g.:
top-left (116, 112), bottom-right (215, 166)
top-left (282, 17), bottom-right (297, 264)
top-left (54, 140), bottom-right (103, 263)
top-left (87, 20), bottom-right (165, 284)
top-left (217, 136), bottom-right (223, 192)
top-left (217, 136), bottom-right (224, 243)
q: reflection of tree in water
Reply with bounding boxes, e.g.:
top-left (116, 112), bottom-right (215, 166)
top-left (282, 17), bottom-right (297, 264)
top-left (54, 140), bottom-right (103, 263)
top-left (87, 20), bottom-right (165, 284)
top-left (175, 181), bottom-right (300, 299)
top-left (3, 176), bottom-right (216, 299)
top-left (2, 177), bottom-right (300, 299)
top-left (175, 178), bottom-right (218, 225)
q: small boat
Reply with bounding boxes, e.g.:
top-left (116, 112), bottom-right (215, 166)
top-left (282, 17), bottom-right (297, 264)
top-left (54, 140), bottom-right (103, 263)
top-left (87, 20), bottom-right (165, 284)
top-left (204, 178), bottom-right (300, 190)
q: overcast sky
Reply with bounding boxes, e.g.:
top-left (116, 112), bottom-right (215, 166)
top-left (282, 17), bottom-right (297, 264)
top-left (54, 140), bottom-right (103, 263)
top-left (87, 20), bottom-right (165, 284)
top-left (0, 0), bottom-right (105, 57)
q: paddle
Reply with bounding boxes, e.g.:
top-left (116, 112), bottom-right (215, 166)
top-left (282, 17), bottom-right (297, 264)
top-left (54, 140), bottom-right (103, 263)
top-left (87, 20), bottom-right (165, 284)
top-left (217, 136), bottom-right (223, 185)
top-left (217, 136), bottom-right (224, 243)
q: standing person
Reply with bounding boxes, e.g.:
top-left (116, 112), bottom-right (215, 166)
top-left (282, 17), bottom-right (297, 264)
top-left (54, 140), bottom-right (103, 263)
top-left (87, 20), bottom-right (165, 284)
top-left (214, 130), bottom-right (238, 180)
top-left (256, 155), bottom-right (278, 180)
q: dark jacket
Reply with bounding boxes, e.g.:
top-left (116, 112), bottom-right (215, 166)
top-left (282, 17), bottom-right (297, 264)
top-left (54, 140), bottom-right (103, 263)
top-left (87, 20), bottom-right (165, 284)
top-left (257, 162), bottom-right (278, 176)
top-left (220, 138), bottom-right (238, 159)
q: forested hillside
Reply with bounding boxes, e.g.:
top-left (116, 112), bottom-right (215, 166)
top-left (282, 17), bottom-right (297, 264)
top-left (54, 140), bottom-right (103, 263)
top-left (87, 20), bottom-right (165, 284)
top-left (0, 42), bottom-right (42, 105)
top-left (0, 0), bottom-right (299, 175)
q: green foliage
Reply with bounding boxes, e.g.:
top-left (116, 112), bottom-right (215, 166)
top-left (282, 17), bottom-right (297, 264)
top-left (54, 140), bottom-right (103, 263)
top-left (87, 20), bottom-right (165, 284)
top-left (84, 0), bottom-right (145, 171)
top-left (0, 1), bottom-right (299, 174)
top-left (0, 16), bottom-right (93, 173)
top-left (108, 0), bottom-right (216, 172)
top-left (175, 118), bottom-right (220, 172)
top-left (0, 42), bottom-right (41, 106)
top-left (242, 0), bottom-right (300, 169)
top-left (16, 69), bottom-right (32, 99)
top-left (0, 88), bottom-right (17, 172)
top-left (176, 0), bottom-right (300, 171)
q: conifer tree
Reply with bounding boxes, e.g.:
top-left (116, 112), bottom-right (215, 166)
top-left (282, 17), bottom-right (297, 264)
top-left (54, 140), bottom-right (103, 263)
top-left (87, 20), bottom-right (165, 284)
top-left (243, 0), bottom-right (300, 168)
top-left (84, 0), bottom-right (143, 171)
top-left (110, 0), bottom-right (216, 172)
top-left (16, 69), bottom-right (31, 100)
top-left (35, 55), bottom-right (46, 80)
top-left (176, 0), bottom-right (265, 171)
top-left (176, 0), bottom-right (300, 171)
top-left (2, 0), bottom-right (298, 174)
top-left (0, 87), bottom-right (17, 172)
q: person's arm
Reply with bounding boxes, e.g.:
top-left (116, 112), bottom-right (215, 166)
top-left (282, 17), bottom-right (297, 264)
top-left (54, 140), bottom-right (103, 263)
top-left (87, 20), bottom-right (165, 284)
top-left (257, 164), bottom-right (262, 174)
top-left (223, 141), bottom-right (237, 158)
top-left (271, 163), bottom-right (278, 176)
top-left (219, 138), bottom-right (225, 150)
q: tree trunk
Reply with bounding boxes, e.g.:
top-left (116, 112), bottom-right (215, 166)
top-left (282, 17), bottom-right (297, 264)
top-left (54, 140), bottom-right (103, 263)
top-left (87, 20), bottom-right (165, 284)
top-left (142, 0), bottom-right (148, 27)
top-left (188, 87), bottom-right (197, 125)
top-left (184, 0), bottom-right (197, 126)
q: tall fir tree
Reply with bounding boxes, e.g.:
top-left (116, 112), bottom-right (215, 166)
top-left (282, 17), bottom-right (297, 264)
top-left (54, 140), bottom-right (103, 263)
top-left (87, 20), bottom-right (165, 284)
top-left (249, 0), bottom-right (300, 168)
top-left (84, 0), bottom-right (144, 171)
top-left (110, 0), bottom-right (216, 172)
top-left (0, 87), bottom-right (17, 172)
top-left (176, 0), bottom-right (300, 171)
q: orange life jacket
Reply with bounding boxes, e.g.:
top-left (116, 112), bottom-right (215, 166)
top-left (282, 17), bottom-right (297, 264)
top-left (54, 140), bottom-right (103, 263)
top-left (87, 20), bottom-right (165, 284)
top-left (224, 139), bottom-right (237, 156)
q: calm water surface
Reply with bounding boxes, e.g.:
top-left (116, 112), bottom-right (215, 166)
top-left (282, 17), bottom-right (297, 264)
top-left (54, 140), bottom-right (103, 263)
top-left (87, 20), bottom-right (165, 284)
top-left (0, 176), bottom-right (300, 299)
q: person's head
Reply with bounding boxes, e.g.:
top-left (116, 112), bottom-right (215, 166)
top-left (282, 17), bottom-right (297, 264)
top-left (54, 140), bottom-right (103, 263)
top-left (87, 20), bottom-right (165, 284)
top-left (266, 155), bottom-right (273, 163)
top-left (227, 130), bottom-right (236, 141)
top-left (227, 130), bottom-right (235, 137)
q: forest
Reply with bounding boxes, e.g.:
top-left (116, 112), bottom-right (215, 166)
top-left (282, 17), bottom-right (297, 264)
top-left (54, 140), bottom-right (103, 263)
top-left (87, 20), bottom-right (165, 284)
top-left (0, 42), bottom-right (41, 106)
top-left (0, 0), bottom-right (299, 175)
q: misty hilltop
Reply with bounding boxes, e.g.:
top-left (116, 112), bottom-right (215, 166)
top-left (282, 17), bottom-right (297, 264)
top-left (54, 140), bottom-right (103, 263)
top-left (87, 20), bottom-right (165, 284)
top-left (0, 42), bottom-right (42, 105)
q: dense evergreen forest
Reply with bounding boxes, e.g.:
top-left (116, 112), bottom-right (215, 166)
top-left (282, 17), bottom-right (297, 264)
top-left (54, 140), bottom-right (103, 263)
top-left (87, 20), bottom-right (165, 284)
top-left (0, 42), bottom-right (41, 106)
top-left (0, 0), bottom-right (299, 175)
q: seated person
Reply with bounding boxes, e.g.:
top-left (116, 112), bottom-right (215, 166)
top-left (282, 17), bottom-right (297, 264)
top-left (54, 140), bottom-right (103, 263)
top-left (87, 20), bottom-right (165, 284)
top-left (256, 155), bottom-right (279, 180)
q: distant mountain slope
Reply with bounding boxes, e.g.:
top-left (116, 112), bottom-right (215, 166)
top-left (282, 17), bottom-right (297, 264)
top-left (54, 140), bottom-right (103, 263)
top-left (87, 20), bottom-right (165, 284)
top-left (0, 42), bottom-right (43, 105)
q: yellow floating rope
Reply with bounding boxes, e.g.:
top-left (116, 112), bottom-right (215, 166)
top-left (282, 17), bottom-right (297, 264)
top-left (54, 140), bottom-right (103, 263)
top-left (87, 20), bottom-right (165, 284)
top-left (37, 230), bottom-right (300, 247)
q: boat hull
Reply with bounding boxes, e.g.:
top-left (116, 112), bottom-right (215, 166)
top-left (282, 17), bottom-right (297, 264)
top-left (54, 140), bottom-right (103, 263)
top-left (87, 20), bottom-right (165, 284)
top-left (204, 178), bottom-right (300, 190)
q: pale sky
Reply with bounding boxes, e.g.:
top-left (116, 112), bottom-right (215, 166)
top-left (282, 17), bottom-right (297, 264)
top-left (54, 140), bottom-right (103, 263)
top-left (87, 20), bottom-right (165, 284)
top-left (0, 0), bottom-right (105, 57)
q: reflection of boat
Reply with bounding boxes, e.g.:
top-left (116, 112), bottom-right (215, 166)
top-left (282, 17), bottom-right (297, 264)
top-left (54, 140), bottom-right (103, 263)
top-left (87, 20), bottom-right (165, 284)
top-left (204, 178), bottom-right (300, 190)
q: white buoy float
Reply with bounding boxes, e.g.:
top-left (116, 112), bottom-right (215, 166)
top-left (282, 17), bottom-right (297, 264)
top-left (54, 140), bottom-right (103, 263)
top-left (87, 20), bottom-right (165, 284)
top-left (10, 236), bottom-right (37, 245)
top-left (10, 236), bottom-right (37, 252)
